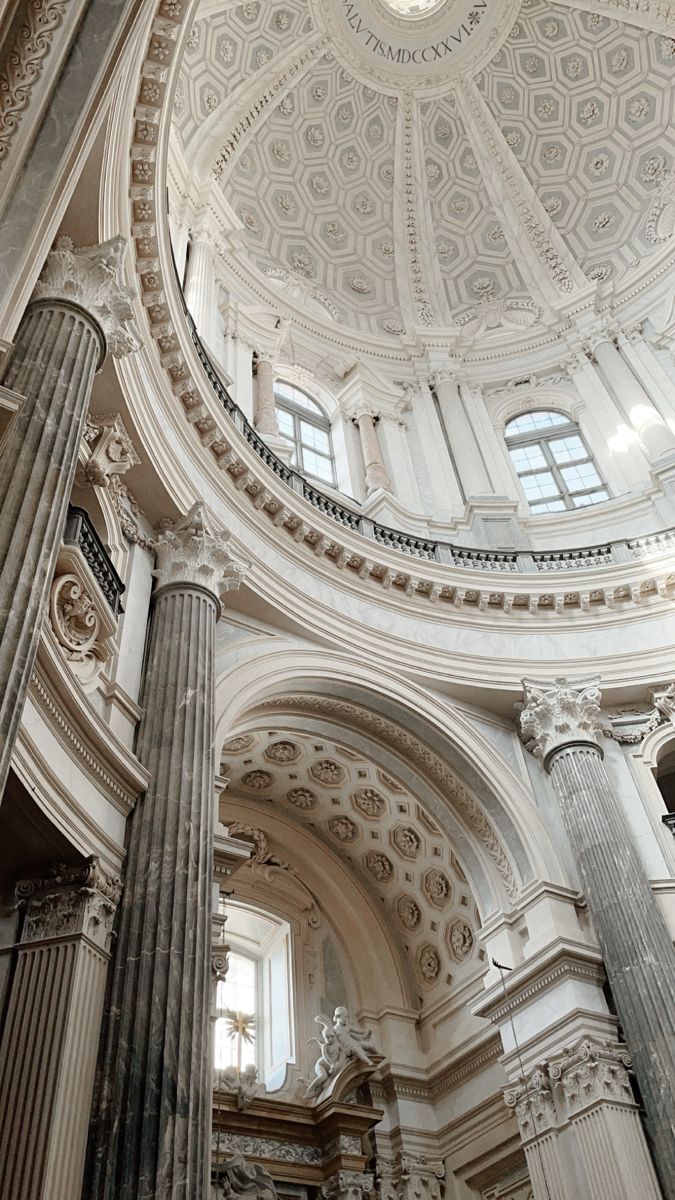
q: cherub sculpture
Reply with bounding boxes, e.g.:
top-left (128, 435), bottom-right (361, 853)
top-left (305, 1005), bottom-right (376, 1098)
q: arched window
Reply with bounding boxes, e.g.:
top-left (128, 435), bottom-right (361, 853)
top-left (274, 381), bottom-right (336, 486)
top-left (214, 902), bottom-right (294, 1091)
top-left (505, 409), bottom-right (609, 514)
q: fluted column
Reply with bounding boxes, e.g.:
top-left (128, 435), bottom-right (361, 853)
top-left (352, 406), bottom-right (391, 494)
top-left (184, 223), bottom-right (220, 353)
top-left (519, 677), bottom-right (675, 1200)
top-left (254, 355), bottom-right (279, 436)
top-left (591, 335), bottom-right (675, 459)
top-left (0, 236), bottom-right (138, 805)
top-left (85, 504), bottom-right (247, 1200)
top-left (0, 859), bottom-right (121, 1200)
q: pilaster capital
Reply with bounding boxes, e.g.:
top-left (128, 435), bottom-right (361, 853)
top-left (504, 1065), bottom-right (558, 1141)
top-left (153, 503), bottom-right (249, 603)
top-left (32, 235), bottom-right (141, 358)
top-left (518, 677), bottom-right (604, 764)
top-left (16, 857), bottom-right (122, 951)
top-left (322, 1171), bottom-right (375, 1200)
top-left (347, 402), bottom-right (379, 425)
top-left (548, 1038), bottom-right (633, 1118)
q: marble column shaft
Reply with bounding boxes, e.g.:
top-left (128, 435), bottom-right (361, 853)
top-left (85, 505), bottom-right (246, 1200)
top-left (0, 235), bottom-right (137, 805)
top-left (0, 299), bottom-right (104, 801)
top-left (254, 356), bottom-right (279, 437)
top-left (354, 410), bottom-right (391, 493)
top-left (545, 742), bottom-right (675, 1196)
top-left (0, 860), bottom-right (120, 1200)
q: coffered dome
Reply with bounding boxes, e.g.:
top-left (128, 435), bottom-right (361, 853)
top-left (170, 0), bottom-right (675, 351)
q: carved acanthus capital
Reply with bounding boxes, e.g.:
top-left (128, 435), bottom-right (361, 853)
top-left (16, 857), bottom-right (122, 952)
top-left (346, 402), bottom-right (379, 425)
top-left (399, 1156), bottom-right (444, 1200)
top-left (504, 1065), bottom-right (558, 1142)
top-left (548, 1039), bottom-right (633, 1118)
top-left (82, 413), bottom-right (140, 487)
top-left (153, 503), bottom-right (249, 603)
top-left (322, 1172), bottom-right (375, 1200)
top-left (32, 236), bottom-right (141, 358)
top-left (518, 677), bottom-right (604, 765)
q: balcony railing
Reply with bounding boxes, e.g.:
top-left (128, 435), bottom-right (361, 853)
top-left (63, 506), bottom-right (125, 616)
top-left (178, 287), bottom-right (675, 576)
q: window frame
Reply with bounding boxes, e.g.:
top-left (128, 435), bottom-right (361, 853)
top-left (504, 409), bottom-right (610, 514)
top-left (274, 381), bottom-right (336, 487)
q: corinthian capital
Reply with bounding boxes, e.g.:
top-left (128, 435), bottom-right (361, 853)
top-left (518, 677), bottom-right (604, 764)
top-left (32, 235), bottom-right (141, 358)
top-left (16, 857), bottom-right (122, 951)
top-left (153, 502), bottom-right (249, 603)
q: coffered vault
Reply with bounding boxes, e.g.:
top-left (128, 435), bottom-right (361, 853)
top-left (170, 0), bottom-right (675, 346)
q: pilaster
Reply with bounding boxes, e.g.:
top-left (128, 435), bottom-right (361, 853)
top-left (519, 677), bottom-right (675, 1199)
top-left (0, 858), bottom-right (122, 1200)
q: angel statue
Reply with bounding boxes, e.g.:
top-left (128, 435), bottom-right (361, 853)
top-left (305, 1005), bottom-right (376, 1098)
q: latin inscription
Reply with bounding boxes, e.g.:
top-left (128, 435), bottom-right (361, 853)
top-left (340, 0), bottom-right (489, 63)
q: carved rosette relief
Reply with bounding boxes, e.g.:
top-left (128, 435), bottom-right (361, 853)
top-left (16, 858), bottom-right (122, 952)
top-left (447, 920), bottom-right (474, 962)
top-left (264, 740), bottom-right (301, 764)
top-left (353, 787), bottom-right (386, 818)
top-left (285, 786), bottom-right (317, 809)
top-left (422, 868), bottom-right (452, 908)
top-left (418, 943), bottom-right (441, 983)
top-left (310, 758), bottom-right (345, 785)
top-left (241, 770), bottom-right (274, 791)
top-left (392, 826), bottom-right (420, 859)
top-left (365, 851), bottom-right (393, 882)
top-left (222, 734), bottom-right (256, 754)
top-left (397, 895), bottom-right (422, 930)
top-left (518, 676), bottom-right (604, 764)
top-left (328, 816), bottom-right (358, 842)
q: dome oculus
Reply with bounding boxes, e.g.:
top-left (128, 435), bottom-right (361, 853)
top-left (324, 0), bottom-right (515, 84)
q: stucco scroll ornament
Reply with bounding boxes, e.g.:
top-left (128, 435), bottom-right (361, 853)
top-left (153, 502), bottom-right (249, 600)
top-left (305, 1006), bottom-right (377, 1099)
top-left (82, 413), bottom-right (140, 487)
top-left (518, 677), bottom-right (604, 762)
top-left (0, 0), bottom-right (68, 168)
top-left (49, 560), bottom-right (116, 688)
top-left (458, 298), bottom-right (543, 340)
top-left (32, 235), bottom-right (141, 357)
top-left (646, 170), bottom-right (675, 243)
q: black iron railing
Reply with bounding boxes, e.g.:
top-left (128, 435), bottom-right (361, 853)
top-left (64, 506), bottom-right (125, 616)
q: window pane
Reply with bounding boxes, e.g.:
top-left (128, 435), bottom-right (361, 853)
top-left (215, 953), bottom-right (257, 1071)
top-left (573, 489), bottom-right (609, 507)
top-left (506, 410), bottom-right (569, 436)
top-left (274, 382), bottom-right (323, 415)
top-left (303, 448), bottom-right (334, 482)
top-left (509, 444), bottom-right (547, 471)
top-left (530, 499), bottom-right (567, 513)
top-left (520, 470), bottom-right (558, 499)
top-left (276, 408), bottom-right (294, 436)
top-left (548, 435), bottom-right (586, 463)
top-left (561, 462), bottom-right (601, 489)
top-left (300, 421), bottom-right (331, 453)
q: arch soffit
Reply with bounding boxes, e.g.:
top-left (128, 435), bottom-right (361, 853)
top-left (219, 797), bottom-right (411, 1011)
top-left (214, 646), bottom-right (563, 912)
top-left (638, 722), bottom-right (675, 771)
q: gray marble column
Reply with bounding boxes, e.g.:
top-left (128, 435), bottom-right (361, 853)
top-left (254, 356), bottom-right (279, 437)
top-left (352, 405), bottom-right (391, 494)
top-left (0, 235), bottom-right (138, 803)
top-left (85, 504), bottom-right (247, 1200)
top-left (519, 678), bottom-right (675, 1200)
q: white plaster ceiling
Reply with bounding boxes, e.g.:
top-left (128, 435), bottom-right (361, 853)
top-left (220, 728), bottom-right (483, 994)
top-left (171, 0), bottom-right (675, 338)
